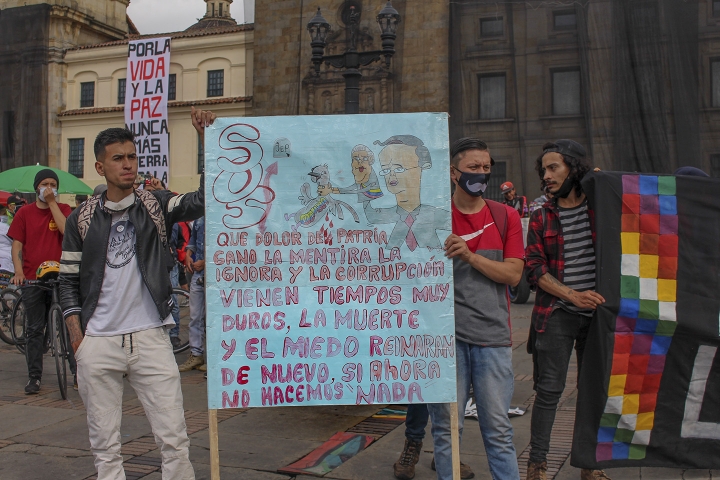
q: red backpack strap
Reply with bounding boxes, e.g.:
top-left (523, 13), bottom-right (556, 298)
top-left (485, 199), bottom-right (508, 244)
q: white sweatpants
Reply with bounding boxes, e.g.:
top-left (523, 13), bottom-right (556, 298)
top-left (75, 326), bottom-right (194, 480)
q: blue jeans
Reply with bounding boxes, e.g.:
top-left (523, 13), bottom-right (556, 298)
top-left (189, 272), bottom-right (206, 357)
top-left (169, 265), bottom-right (180, 338)
top-left (405, 404), bottom-right (429, 442)
top-left (428, 340), bottom-right (519, 480)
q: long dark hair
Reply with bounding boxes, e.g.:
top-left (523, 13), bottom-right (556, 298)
top-left (535, 142), bottom-right (591, 197)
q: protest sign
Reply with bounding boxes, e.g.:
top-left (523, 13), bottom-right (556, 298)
top-left (124, 38), bottom-right (171, 186)
top-left (573, 171), bottom-right (720, 470)
top-left (204, 112), bottom-right (456, 409)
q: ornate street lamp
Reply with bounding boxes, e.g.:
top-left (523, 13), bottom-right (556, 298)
top-left (307, 1), bottom-right (401, 114)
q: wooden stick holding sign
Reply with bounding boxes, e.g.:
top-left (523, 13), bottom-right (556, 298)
top-left (450, 402), bottom-right (461, 479)
top-left (209, 409), bottom-right (220, 480)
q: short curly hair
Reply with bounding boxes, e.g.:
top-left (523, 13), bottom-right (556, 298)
top-left (535, 142), bottom-right (591, 197)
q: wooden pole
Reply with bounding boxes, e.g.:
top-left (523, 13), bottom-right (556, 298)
top-left (450, 401), bottom-right (461, 480)
top-left (208, 409), bottom-right (220, 480)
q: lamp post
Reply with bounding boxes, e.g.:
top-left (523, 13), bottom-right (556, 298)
top-left (307, 1), bottom-right (401, 114)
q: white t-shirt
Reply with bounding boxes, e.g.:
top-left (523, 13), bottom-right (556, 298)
top-left (86, 202), bottom-right (173, 336)
top-left (0, 221), bottom-right (14, 273)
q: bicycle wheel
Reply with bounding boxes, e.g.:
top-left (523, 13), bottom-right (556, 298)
top-left (172, 288), bottom-right (191, 354)
top-left (0, 288), bottom-right (20, 345)
top-left (50, 305), bottom-right (68, 400)
top-left (10, 296), bottom-right (26, 353)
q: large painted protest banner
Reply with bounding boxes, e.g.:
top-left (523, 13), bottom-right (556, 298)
top-left (124, 38), bottom-right (170, 186)
top-left (572, 171), bottom-right (720, 469)
top-left (204, 113), bottom-right (456, 409)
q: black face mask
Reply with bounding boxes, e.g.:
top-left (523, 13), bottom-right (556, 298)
top-left (455, 170), bottom-right (490, 197)
top-left (553, 175), bottom-right (575, 199)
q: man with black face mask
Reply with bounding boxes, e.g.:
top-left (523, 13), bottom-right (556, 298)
top-left (524, 140), bottom-right (609, 480)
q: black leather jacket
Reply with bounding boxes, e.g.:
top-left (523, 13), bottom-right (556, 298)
top-left (59, 185), bottom-right (203, 332)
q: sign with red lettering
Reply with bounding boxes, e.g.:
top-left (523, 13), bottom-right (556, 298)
top-left (124, 38), bottom-right (171, 186)
top-left (204, 113), bottom-right (456, 408)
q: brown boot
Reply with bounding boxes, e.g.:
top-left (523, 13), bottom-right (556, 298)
top-left (431, 456), bottom-right (475, 479)
top-left (581, 469), bottom-right (611, 480)
top-left (393, 439), bottom-right (422, 480)
top-left (526, 460), bottom-right (547, 480)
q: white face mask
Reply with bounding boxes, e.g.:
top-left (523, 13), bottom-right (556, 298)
top-left (38, 187), bottom-right (59, 203)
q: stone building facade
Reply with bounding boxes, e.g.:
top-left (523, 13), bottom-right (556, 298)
top-left (0, 0), bottom-right (133, 172)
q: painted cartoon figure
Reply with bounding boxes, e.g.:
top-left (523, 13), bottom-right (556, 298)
top-left (363, 135), bottom-right (449, 250)
top-left (318, 144), bottom-right (383, 204)
top-left (285, 164), bottom-right (359, 230)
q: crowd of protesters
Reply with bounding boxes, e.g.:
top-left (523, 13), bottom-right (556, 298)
top-left (2, 101), bottom-right (714, 480)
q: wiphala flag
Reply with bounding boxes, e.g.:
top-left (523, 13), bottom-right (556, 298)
top-left (572, 171), bottom-right (720, 470)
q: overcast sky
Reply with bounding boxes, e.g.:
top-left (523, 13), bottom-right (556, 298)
top-left (127, 0), bottom-right (246, 34)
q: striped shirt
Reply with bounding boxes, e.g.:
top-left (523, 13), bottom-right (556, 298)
top-left (556, 200), bottom-right (595, 316)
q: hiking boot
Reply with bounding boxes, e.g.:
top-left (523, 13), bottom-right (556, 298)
top-left (431, 456), bottom-right (475, 479)
top-left (178, 354), bottom-right (204, 372)
top-left (393, 439), bottom-right (422, 480)
top-left (25, 378), bottom-right (41, 395)
top-left (170, 336), bottom-right (182, 350)
top-left (198, 363), bottom-right (207, 372)
top-left (581, 469), bottom-right (611, 480)
top-left (526, 460), bottom-right (547, 480)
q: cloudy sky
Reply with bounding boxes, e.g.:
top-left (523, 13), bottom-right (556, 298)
top-left (127, 0), bottom-right (247, 34)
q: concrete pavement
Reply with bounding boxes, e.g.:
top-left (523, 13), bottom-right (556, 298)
top-left (0, 297), bottom-right (714, 480)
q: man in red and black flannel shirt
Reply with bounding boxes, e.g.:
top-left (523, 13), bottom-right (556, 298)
top-left (525, 140), bottom-right (610, 480)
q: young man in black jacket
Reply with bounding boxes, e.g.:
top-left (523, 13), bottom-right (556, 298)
top-left (59, 107), bottom-right (215, 480)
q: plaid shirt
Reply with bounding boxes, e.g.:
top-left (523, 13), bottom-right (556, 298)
top-left (525, 200), bottom-right (595, 332)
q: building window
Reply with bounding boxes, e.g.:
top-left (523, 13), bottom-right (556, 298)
top-left (68, 138), bottom-right (84, 178)
top-left (712, 60), bottom-right (720, 108)
top-left (553, 69), bottom-right (581, 115)
top-left (168, 74), bottom-right (177, 101)
top-left (480, 17), bottom-right (503, 37)
top-left (219, 3), bottom-right (223, 16)
top-left (198, 133), bottom-right (205, 174)
top-left (553, 10), bottom-right (577, 30)
top-left (80, 82), bottom-right (95, 108)
top-left (478, 74), bottom-right (506, 120)
top-left (710, 154), bottom-right (720, 177)
top-left (714, 1), bottom-right (720, 17)
top-left (118, 79), bottom-right (126, 105)
top-left (207, 70), bottom-right (224, 97)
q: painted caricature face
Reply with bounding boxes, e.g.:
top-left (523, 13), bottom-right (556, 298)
top-left (541, 152), bottom-right (570, 194)
top-left (96, 141), bottom-right (138, 191)
top-left (351, 150), bottom-right (372, 184)
top-left (378, 144), bottom-right (422, 198)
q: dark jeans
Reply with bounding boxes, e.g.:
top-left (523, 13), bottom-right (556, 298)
top-left (405, 403), bottom-right (429, 443)
top-left (529, 308), bottom-right (591, 464)
top-left (24, 286), bottom-right (76, 380)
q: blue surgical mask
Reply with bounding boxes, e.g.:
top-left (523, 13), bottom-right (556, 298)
top-left (454, 169), bottom-right (490, 197)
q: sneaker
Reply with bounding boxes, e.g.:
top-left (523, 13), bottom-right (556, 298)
top-left (73, 375), bottom-right (78, 391)
top-left (526, 460), bottom-right (547, 480)
top-left (25, 378), bottom-right (41, 395)
top-left (430, 457), bottom-right (475, 479)
top-left (581, 469), bottom-right (612, 480)
top-left (170, 336), bottom-right (182, 349)
top-left (393, 439), bottom-right (422, 480)
top-left (198, 363), bottom-right (207, 372)
top-left (178, 354), bottom-right (204, 372)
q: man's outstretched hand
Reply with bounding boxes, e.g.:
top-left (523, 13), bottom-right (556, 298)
top-left (191, 106), bottom-right (217, 141)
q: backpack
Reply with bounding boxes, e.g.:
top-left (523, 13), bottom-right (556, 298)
top-left (484, 199), bottom-right (508, 244)
top-left (76, 189), bottom-right (167, 247)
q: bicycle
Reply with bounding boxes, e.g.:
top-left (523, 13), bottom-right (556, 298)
top-left (10, 271), bottom-right (73, 400)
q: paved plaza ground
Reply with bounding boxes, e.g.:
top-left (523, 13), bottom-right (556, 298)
top-left (0, 298), bottom-right (715, 480)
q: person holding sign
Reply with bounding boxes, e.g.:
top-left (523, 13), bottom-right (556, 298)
top-left (427, 138), bottom-right (525, 480)
top-left (58, 107), bottom-right (216, 480)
